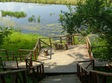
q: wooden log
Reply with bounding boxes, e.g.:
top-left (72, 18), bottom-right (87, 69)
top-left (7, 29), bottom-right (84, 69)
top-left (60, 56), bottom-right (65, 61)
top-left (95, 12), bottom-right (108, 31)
top-left (53, 43), bottom-right (59, 50)
top-left (58, 44), bottom-right (63, 49)
top-left (64, 43), bottom-right (68, 50)
top-left (44, 49), bottom-right (49, 56)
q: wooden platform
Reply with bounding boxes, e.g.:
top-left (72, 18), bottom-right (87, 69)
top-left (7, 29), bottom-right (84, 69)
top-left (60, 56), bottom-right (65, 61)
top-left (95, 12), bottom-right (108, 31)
top-left (38, 44), bottom-right (90, 73)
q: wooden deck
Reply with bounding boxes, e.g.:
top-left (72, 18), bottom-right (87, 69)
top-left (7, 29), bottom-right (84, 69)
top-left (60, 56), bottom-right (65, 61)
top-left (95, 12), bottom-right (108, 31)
top-left (38, 44), bottom-right (90, 73)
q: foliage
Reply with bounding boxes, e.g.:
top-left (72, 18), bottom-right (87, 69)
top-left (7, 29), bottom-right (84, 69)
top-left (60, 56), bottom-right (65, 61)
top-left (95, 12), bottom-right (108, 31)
top-left (37, 15), bottom-right (41, 23)
top-left (60, 0), bottom-right (112, 60)
top-left (28, 15), bottom-right (36, 22)
top-left (59, 4), bottom-right (89, 35)
top-left (1, 10), bottom-right (26, 18)
top-left (89, 35), bottom-right (108, 60)
top-left (59, 7), bottom-right (77, 35)
top-left (0, 0), bottom-right (78, 5)
top-left (0, 32), bottom-right (44, 54)
top-left (0, 26), bottom-right (17, 44)
top-left (77, 0), bottom-right (112, 60)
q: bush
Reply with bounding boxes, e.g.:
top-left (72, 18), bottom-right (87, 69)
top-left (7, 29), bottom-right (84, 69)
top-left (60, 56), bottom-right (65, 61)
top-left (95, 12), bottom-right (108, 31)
top-left (1, 32), bottom-right (44, 54)
top-left (0, 26), bottom-right (16, 44)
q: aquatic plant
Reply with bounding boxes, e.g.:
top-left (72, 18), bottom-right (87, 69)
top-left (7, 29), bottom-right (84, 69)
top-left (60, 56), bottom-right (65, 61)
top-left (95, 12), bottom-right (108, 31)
top-left (37, 15), bottom-right (41, 23)
top-left (50, 13), bottom-right (53, 16)
top-left (28, 15), bottom-right (36, 22)
top-left (1, 11), bottom-right (26, 18)
top-left (28, 15), bottom-right (41, 23)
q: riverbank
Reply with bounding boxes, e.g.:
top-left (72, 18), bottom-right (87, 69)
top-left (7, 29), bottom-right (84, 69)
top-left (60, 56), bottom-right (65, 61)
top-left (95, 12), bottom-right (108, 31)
top-left (1, 0), bottom-right (78, 5)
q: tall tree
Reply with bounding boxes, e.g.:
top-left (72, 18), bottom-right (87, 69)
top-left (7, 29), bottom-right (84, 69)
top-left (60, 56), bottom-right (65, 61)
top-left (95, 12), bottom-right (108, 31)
top-left (60, 0), bottom-right (112, 60)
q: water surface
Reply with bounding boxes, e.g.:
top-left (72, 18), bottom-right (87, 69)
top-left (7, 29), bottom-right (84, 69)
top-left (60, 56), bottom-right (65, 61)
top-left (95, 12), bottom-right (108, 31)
top-left (0, 2), bottom-right (70, 36)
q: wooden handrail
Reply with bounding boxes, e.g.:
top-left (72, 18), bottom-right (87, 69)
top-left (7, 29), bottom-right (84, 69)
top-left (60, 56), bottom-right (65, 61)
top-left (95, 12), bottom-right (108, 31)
top-left (39, 39), bottom-right (51, 47)
top-left (51, 34), bottom-right (86, 45)
top-left (86, 36), bottom-right (94, 59)
top-left (90, 70), bottom-right (112, 76)
top-left (78, 59), bottom-right (95, 70)
top-left (89, 70), bottom-right (112, 83)
top-left (0, 69), bottom-right (27, 75)
top-left (0, 69), bottom-right (27, 83)
top-left (77, 59), bottom-right (95, 83)
top-left (77, 59), bottom-right (112, 83)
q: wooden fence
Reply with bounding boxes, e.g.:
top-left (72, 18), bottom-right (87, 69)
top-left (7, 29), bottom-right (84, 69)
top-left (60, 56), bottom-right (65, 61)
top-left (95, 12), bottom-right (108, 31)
top-left (0, 59), bottom-right (45, 83)
top-left (86, 36), bottom-right (94, 59)
top-left (0, 47), bottom-right (45, 83)
top-left (0, 69), bottom-right (27, 83)
top-left (77, 59), bottom-right (112, 83)
top-left (51, 34), bottom-right (86, 45)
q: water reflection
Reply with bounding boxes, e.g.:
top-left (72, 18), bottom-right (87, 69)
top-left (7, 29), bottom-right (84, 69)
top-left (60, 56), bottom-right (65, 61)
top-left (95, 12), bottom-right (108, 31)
top-left (0, 2), bottom-right (70, 36)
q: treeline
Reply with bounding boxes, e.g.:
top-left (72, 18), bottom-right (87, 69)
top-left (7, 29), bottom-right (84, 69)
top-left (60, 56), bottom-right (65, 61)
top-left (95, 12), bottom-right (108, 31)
top-left (0, 0), bottom-right (77, 5)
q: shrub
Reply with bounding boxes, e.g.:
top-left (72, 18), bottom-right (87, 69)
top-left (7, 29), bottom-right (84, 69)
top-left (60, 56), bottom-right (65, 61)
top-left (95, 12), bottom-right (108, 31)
top-left (1, 32), bottom-right (44, 54)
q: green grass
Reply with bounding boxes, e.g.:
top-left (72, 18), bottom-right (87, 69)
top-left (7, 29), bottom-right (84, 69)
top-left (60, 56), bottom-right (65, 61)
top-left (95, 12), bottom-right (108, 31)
top-left (0, 32), bottom-right (45, 54)
top-left (1, 0), bottom-right (79, 5)
top-left (1, 10), bottom-right (26, 18)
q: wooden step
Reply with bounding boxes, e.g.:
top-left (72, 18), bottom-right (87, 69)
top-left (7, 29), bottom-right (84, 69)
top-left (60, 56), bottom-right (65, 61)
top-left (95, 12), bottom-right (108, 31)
top-left (39, 74), bottom-right (81, 83)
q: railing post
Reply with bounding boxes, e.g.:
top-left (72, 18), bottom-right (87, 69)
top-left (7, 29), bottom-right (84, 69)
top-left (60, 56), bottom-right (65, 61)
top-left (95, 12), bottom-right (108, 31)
top-left (89, 71), bottom-right (92, 83)
top-left (92, 59), bottom-right (95, 70)
top-left (60, 37), bottom-right (62, 44)
top-left (38, 39), bottom-right (41, 54)
top-left (77, 64), bottom-right (81, 80)
top-left (49, 37), bottom-right (52, 48)
top-left (102, 76), bottom-right (107, 83)
top-left (72, 35), bottom-right (75, 45)
top-left (22, 71), bottom-right (27, 83)
top-left (0, 75), bottom-right (6, 83)
top-left (33, 50), bottom-right (37, 60)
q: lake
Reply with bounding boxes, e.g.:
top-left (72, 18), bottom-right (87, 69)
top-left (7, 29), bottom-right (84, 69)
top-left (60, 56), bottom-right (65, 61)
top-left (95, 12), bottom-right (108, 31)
top-left (0, 2), bottom-right (71, 37)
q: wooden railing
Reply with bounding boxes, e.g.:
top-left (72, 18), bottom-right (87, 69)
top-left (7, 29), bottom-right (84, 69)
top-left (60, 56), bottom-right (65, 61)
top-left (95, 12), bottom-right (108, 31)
top-left (37, 38), bottom-right (52, 58)
top-left (51, 34), bottom-right (86, 45)
top-left (25, 59), bottom-right (45, 83)
top-left (77, 59), bottom-right (95, 83)
top-left (0, 59), bottom-right (45, 83)
top-left (0, 49), bottom-right (45, 83)
top-left (89, 70), bottom-right (112, 83)
top-left (77, 59), bottom-right (112, 83)
top-left (0, 49), bottom-right (15, 61)
top-left (0, 69), bottom-right (27, 83)
top-left (86, 36), bottom-right (94, 59)
top-left (33, 37), bottom-right (52, 58)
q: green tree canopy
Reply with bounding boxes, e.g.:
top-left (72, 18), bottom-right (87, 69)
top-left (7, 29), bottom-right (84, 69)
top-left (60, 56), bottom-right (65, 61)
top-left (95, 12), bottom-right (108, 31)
top-left (60, 0), bottom-right (112, 60)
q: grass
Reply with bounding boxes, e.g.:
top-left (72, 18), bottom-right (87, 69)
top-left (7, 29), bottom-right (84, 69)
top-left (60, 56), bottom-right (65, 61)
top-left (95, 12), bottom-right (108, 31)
top-left (0, 32), bottom-right (45, 54)
top-left (1, 10), bottom-right (26, 18)
top-left (1, 0), bottom-right (78, 5)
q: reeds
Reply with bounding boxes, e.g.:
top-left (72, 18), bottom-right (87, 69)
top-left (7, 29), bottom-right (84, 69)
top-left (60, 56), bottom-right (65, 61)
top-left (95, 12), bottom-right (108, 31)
top-left (1, 11), bottom-right (26, 18)
top-left (28, 15), bottom-right (41, 23)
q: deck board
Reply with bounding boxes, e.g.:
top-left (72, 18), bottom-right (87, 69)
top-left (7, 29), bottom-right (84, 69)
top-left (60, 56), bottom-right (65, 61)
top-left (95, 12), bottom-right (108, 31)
top-left (38, 44), bottom-right (90, 73)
